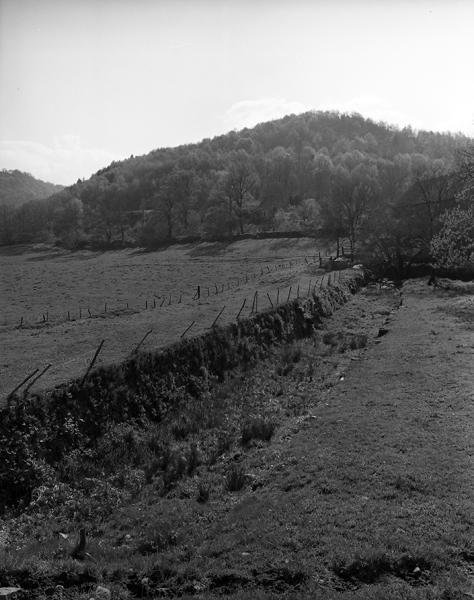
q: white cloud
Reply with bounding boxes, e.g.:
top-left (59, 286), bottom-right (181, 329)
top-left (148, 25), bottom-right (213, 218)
top-left (222, 98), bottom-right (309, 132)
top-left (315, 96), bottom-right (420, 130)
top-left (323, 97), bottom-right (474, 135)
top-left (0, 137), bottom-right (120, 185)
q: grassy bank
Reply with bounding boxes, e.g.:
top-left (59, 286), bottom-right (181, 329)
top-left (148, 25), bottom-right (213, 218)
top-left (3, 279), bottom-right (471, 599)
top-left (0, 272), bottom-right (365, 512)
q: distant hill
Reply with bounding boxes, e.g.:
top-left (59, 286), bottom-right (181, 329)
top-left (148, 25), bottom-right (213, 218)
top-left (63, 110), bottom-right (470, 241)
top-left (0, 169), bottom-right (63, 207)
top-left (0, 112), bottom-right (472, 259)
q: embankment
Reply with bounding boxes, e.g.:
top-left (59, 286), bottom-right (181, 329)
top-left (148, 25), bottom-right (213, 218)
top-left (0, 271), bottom-right (366, 511)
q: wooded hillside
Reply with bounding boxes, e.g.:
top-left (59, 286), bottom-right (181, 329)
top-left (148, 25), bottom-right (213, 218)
top-left (0, 169), bottom-right (63, 207)
top-left (0, 111), bottom-right (472, 275)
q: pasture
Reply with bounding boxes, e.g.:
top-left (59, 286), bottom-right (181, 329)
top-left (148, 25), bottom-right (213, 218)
top-left (0, 237), bottom-right (331, 397)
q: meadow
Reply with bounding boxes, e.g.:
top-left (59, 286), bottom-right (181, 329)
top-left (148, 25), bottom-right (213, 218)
top-left (0, 237), bottom-right (329, 397)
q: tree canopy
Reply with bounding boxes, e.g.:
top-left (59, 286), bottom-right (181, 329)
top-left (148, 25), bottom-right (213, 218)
top-left (0, 111), bottom-right (472, 270)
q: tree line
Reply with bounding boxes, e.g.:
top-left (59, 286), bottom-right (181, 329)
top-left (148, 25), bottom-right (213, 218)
top-left (0, 111), bottom-right (472, 275)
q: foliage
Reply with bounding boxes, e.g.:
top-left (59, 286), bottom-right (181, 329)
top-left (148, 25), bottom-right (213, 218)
top-left (1, 113), bottom-right (470, 248)
top-left (225, 463), bottom-right (247, 492)
top-left (241, 418), bottom-right (276, 445)
top-left (0, 169), bottom-right (63, 207)
top-left (431, 206), bottom-right (474, 270)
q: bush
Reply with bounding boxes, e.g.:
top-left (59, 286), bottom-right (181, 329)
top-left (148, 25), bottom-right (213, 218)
top-left (196, 482), bottom-right (210, 503)
top-left (241, 418), bottom-right (276, 445)
top-left (431, 206), bottom-right (474, 271)
top-left (225, 464), bottom-right (247, 492)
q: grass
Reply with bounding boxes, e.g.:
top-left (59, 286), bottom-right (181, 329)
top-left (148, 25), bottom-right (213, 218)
top-left (225, 464), bottom-right (248, 492)
top-left (0, 237), bottom-right (322, 398)
top-left (2, 279), bottom-right (472, 599)
top-left (241, 418), bottom-right (276, 445)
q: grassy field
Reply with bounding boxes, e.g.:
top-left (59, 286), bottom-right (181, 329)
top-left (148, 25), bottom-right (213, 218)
top-left (0, 237), bottom-right (332, 397)
top-left (1, 280), bottom-right (472, 599)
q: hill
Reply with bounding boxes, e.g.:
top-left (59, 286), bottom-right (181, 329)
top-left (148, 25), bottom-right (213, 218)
top-left (0, 169), bottom-right (63, 207)
top-left (0, 112), bottom-right (472, 268)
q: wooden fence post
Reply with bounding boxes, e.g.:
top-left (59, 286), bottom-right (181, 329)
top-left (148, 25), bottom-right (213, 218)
top-left (23, 364), bottom-right (52, 397)
top-left (81, 340), bottom-right (105, 387)
top-left (132, 329), bottom-right (153, 355)
top-left (180, 321), bottom-right (195, 338)
top-left (236, 298), bottom-right (246, 320)
top-left (211, 306), bottom-right (226, 328)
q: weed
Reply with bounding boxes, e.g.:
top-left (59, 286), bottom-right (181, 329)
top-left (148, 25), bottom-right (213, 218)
top-left (196, 483), bottom-right (210, 504)
top-left (135, 526), bottom-right (177, 556)
top-left (241, 418), bottom-right (276, 446)
top-left (225, 464), bottom-right (247, 492)
top-left (333, 551), bottom-right (392, 583)
top-left (277, 343), bottom-right (303, 376)
top-left (187, 442), bottom-right (200, 475)
top-left (349, 333), bottom-right (368, 350)
top-left (163, 449), bottom-right (188, 489)
top-left (394, 474), bottom-right (424, 493)
top-left (322, 331), bottom-right (340, 346)
top-left (282, 343), bottom-right (303, 363)
top-left (333, 551), bottom-right (433, 584)
top-left (208, 431), bottom-right (233, 464)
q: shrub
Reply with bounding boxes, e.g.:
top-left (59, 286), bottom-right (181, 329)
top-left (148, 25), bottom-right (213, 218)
top-left (196, 482), bottom-right (210, 503)
top-left (349, 333), bottom-right (368, 350)
top-left (187, 442), bottom-right (200, 475)
top-left (225, 464), bottom-right (247, 492)
top-left (241, 418), bottom-right (276, 446)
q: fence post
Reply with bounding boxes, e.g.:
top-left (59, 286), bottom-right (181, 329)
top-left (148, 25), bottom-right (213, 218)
top-left (236, 298), bottom-right (246, 320)
top-left (132, 329), bottom-right (153, 355)
top-left (6, 368), bottom-right (39, 400)
top-left (180, 321), bottom-right (195, 338)
top-left (23, 364), bottom-right (52, 397)
top-left (211, 306), bottom-right (226, 328)
top-left (81, 340), bottom-right (105, 387)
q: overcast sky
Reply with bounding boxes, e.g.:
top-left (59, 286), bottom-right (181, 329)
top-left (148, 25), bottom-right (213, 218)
top-left (0, 0), bottom-right (473, 185)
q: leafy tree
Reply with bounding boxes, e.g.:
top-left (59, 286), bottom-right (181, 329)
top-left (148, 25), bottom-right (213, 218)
top-left (52, 194), bottom-right (84, 248)
top-left (431, 206), bottom-right (474, 270)
top-left (2, 111), bottom-right (471, 249)
top-left (222, 151), bottom-right (259, 234)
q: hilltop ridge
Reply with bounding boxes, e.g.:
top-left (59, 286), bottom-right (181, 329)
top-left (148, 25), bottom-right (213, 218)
top-left (0, 169), bottom-right (63, 207)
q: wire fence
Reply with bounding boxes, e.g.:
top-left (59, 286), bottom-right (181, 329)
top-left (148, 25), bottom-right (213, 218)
top-left (3, 263), bottom-right (350, 401)
top-left (8, 254), bottom-right (344, 330)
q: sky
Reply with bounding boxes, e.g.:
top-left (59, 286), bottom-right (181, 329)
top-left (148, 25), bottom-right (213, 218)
top-left (0, 0), bottom-right (473, 185)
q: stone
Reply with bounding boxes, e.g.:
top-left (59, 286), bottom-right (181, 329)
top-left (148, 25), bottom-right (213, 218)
top-left (0, 589), bottom-right (22, 598)
top-left (94, 586), bottom-right (111, 600)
